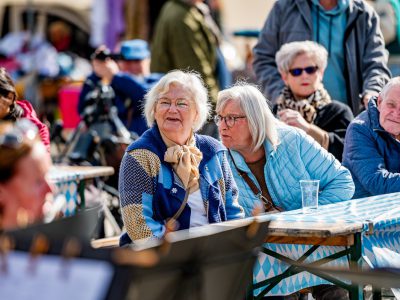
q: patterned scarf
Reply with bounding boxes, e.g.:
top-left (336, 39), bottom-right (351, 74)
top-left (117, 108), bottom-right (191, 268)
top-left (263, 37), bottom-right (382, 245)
top-left (276, 86), bottom-right (331, 123)
top-left (161, 132), bottom-right (203, 193)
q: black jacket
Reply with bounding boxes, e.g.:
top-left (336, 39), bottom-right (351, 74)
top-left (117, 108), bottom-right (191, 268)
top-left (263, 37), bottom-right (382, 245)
top-left (315, 100), bottom-right (353, 161)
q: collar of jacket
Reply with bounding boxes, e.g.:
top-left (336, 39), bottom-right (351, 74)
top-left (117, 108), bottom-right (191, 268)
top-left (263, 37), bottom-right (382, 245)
top-left (295, 0), bottom-right (313, 30)
top-left (346, 0), bottom-right (364, 27)
top-left (126, 125), bottom-right (225, 170)
top-left (311, 0), bottom-right (350, 15)
top-left (229, 138), bottom-right (277, 173)
top-left (368, 96), bottom-right (386, 133)
top-left (299, 0), bottom-right (364, 30)
top-left (367, 97), bottom-right (399, 141)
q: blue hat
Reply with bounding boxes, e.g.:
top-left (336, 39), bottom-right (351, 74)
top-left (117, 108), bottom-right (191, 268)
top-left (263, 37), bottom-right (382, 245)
top-left (120, 39), bottom-right (150, 61)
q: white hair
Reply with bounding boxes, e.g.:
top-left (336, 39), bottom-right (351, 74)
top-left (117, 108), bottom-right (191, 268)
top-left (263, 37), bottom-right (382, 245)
top-left (379, 77), bottom-right (400, 101)
top-left (143, 70), bottom-right (210, 132)
top-left (275, 41), bottom-right (328, 73)
top-left (216, 83), bottom-right (279, 151)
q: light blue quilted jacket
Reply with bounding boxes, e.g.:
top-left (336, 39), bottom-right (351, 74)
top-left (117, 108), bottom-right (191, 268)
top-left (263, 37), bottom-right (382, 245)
top-left (228, 125), bottom-right (355, 217)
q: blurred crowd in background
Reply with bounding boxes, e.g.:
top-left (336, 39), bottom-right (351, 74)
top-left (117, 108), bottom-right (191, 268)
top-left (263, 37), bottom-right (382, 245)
top-left (0, 0), bottom-right (398, 132)
top-left (0, 0), bottom-right (246, 129)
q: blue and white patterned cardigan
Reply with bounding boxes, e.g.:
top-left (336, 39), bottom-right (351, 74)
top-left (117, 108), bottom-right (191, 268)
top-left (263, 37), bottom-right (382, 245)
top-left (119, 125), bottom-right (244, 245)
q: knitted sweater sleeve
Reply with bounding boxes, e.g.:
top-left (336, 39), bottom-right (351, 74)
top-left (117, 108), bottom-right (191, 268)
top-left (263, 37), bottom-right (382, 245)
top-left (119, 149), bottom-right (165, 241)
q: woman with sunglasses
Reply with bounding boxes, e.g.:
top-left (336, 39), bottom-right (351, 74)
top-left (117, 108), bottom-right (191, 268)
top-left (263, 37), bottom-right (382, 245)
top-left (0, 120), bottom-right (52, 230)
top-left (275, 41), bottom-right (353, 161)
top-left (118, 70), bottom-right (244, 245)
top-left (0, 67), bottom-right (50, 151)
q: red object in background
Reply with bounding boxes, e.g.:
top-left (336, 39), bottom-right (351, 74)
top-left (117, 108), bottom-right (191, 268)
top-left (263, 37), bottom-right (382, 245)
top-left (58, 85), bottom-right (81, 128)
top-left (0, 57), bottom-right (20, 72)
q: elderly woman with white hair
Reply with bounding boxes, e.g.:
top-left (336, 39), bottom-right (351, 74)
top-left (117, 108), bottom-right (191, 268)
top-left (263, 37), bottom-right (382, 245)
top-left (275, 41), bottom-right (353, 161)
top-left (216, 82), bottom-right (354, 216)
top-left (118, 70), bottom-right (244, 245)
top-left (216, 83), bottom-right (354, 299)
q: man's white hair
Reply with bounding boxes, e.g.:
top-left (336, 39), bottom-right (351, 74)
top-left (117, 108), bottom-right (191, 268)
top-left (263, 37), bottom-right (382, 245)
top-left (379, 77), bottom-right (400, 101)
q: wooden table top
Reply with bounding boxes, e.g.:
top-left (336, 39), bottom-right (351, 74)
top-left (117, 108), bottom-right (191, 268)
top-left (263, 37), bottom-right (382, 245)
top-left (91, 193), bottom-right (400, 249)
top-left (91, 217), bottom-right (364, 249)
top-left (48, 165), bottom-right (115, 182)
top-left (215, 217), bottom-right (364, 246)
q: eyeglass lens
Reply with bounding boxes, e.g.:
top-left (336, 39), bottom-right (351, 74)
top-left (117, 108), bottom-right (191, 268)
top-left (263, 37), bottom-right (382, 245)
top-left (157, 98), bottom-right (190, 110)
top-left (289, 66), bottom-right (318, 77)
top-left (0, 88), bottom-right (15, 101)
top-left (214, 115), bottom-right (245, 128)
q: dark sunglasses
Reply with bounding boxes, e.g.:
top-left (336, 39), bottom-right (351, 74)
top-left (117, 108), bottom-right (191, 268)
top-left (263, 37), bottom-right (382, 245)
top-left (0, 87), bottom-right (15, 101)
top-left (288, 66), bottom-right (319, 77)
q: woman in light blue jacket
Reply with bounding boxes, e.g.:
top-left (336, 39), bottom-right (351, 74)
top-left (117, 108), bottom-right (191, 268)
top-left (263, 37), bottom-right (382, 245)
top-left (215, 83), bottom-right (354, 299)
top-left (215, 83), bottom-right (355, 218)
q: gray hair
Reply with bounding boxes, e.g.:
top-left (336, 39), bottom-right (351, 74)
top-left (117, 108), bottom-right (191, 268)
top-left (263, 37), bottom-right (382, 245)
top-left (144, 70), bottom-right (210, 132)
top-left (216, 83), bottom-right (279, 151)
top-left (275, 41), bottom-right (328, 74)
top-left (379, 77), bottom-right (400, 101)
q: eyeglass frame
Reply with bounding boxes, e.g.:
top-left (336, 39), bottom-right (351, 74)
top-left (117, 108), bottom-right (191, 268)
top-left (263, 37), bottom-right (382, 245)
top-left (0, 87), bottom-right (16, 101)
top-left (156, 97), bottom-right (193, 111)
top-left (214, 114), bottom-right (247, 128)
top-left (288, 65), bottom-right (319, 77)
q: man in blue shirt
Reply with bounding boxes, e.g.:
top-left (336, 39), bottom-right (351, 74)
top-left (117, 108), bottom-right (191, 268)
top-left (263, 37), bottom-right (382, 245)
top-left (78, 39), bottom-right (162, 136)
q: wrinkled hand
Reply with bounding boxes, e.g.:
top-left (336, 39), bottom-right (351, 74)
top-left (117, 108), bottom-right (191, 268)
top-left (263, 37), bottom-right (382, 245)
top-left (278, 109), bottom-right (311, 132)
top-left (363, 92), bottom-right (378, 109)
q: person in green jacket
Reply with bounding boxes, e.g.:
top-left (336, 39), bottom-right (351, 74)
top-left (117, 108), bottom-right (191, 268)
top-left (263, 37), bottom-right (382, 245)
top-left (151, 0), bottom-right (219, 103)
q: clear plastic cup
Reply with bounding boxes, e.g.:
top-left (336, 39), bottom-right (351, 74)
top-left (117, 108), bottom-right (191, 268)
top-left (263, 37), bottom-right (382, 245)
top-left (300, 180), bottom-right (319, 214)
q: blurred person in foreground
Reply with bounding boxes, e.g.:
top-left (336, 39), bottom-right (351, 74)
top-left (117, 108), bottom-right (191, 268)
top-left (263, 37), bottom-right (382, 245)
top-left (343, 77), bottom-right (400, 198)
top-left (0, 120), bottom-right (52, 231)
top-left (0, 67), bottom-right (50, 151)
top-left (79, 39), bottom-right (162, 136)
top-left (253, 0), bottom-right (391, 116)
top-left (215, 83), bottom-right (354, 299)
top-left (118, 70), bottom-right (244, 245)
top-left (275, 41), bottom-right (353, 161)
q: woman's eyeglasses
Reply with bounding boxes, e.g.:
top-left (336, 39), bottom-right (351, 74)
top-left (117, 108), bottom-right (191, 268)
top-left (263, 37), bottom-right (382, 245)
top-left (157, 98), bottom-right (192, 111)
top-left (0, 88), bottom-right (16, 101)
top-left (214, 115), bottom-right (246, 128)
top-left (0, 119), bottom-right (38, 149)
top-left (288, 66), bottom-right (319, 77)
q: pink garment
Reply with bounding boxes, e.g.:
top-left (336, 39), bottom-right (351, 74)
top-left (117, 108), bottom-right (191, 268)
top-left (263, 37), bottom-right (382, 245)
top-left (17, 100), bottom-right (50, 152)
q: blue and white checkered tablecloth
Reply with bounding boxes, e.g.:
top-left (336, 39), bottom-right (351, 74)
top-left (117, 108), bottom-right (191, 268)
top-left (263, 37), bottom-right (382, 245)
top-left (253, 192), bottom-right (400, 296)
top-left (47, 166), bottom-right (114, 217)
top-left (48, 168), bottom-right (80, 216)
